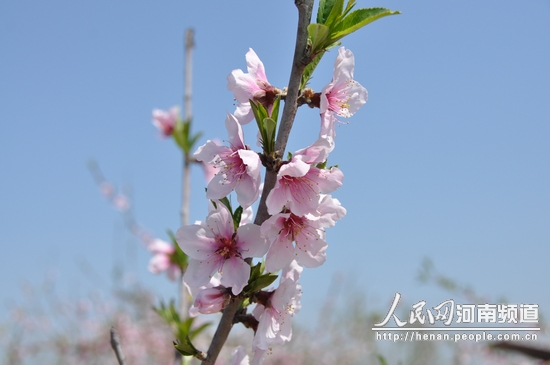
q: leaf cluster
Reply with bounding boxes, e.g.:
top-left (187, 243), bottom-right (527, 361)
top-left (153, 300), bottom-right (210, 357)
top-left (213, 196), bottom-right (244, 232)
top-left (250, 96), bottom-right (281, 156)
top-left (172, 118), bottom-right (203, 155)
top-left (243, 262), bottom-right (278, 296)
top-left (167, 229), bottom-right (188, 271)
top-left (301, 0), bottom-right (400, 88)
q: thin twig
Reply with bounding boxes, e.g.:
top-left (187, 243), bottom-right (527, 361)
top-left (181, 28), bottom-right (194, 230)
top-left (110, 326), bottom-right (127, 365)
top-left (180, 25), bottom-right (194, 322)
top-left (174, 27), bottom-right (195, 365)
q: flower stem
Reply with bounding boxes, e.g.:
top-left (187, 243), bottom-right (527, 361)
top-left (200, 298), bottom-right (242, 365)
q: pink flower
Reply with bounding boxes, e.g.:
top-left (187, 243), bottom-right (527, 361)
top-left (199, 139), bottom-right (222, 183)
top-left (152, 106), bottom-right (179, 137)
top-left (229, 346), bottom-right (250, 365)
top-left (147, 239), bottom-right (180, 281)
top-left (195, 113), bottom-right (262, 209)
top-left (261, 195), bottom-right (345, 272)
top-left (227, 48), bottom-right (278, 124)
top-left (112, 194), bottom-right (130, 212)
top-left (320, 110), bottom-right (338, 139)
top-left (191, 287), bottom-right (230, 316)
top-left (262, 213), bottom-right (327, 272)
top-left (186, 274), bottom-right (223, 317)
top-left (99, 182), bottom-right (114, 198)
top-left (176, 202), bottom-right (269, 295)
top-left (266, 137), bottom-right (343, 217)
top-left (252, 270), bottom-right (302, 353)
top-left (320, 47), bottom-right (367, 135)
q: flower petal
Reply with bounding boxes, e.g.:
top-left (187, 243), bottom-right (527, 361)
top-left (183, 258), bottom-right (219, 288)
top-left (246, 48), bottom-right (268, 83)
top-left (236, 223), bottom-right (269, 258)
top-left (265, 237), bottom-right (295, 273)
top-left (176, 225), bottom-right (216, 260)
top-left (221, 257), bottom-right (250, 295)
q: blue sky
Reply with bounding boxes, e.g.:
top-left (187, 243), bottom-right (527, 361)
top-left (1, 0), bottom-right (549, 337)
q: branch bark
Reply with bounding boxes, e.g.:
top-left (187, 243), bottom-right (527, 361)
top-left (110, 327), bottom-right (127, 365)
top-left (175, 28), bottom-right (195, 365)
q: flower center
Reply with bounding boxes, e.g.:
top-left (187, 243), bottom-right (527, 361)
top-left (215, 236), bottom-right (240, 259)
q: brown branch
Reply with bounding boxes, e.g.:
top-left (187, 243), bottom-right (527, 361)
top-left (274, 0), bottom-right (315, 156)
top-left (110, 327), bottom-right (127, 365)
top-left (200, 298), bottom-right (242, 364)
top-left (491, 341), bottom-right (550, 361)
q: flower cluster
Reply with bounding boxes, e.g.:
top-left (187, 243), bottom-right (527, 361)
top-left (174, 46), bottom-right (366, 363)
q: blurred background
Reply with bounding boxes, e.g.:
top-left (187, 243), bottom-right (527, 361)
top-left (1, 0), bottom-right (549, 363)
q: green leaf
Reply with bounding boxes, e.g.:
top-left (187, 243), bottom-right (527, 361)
top-left (342, 0), bottom-right (356, 18)
top-left (324, 0), bottom-right (345, 28)
top-left (264, 117), bottom-right (277, 153)
top-left (250, 99), bottom-right (270, 152)
top-left (172, 119), bottom-right (187, 151)
top-left (270, 96), bottom-right (281, 122)
top-left (188, 131), bottom-right (203, 152)
top-left (245, 274), bottom-right (278, 293)
top-left (307, 23), bottom-right (330, 55)
top-left (317, 0), bottom-right (336, 24)
top-left (301, 50), bottom-right (325, 89)
top-left (153, 299), bottom-right (181, 327)
top-left (377, 354), bottom-right (388, 365)
top-left (250, 262), bottom-right (263, 281)
top-left (331, 8), bottom-right (401, 40)
top-left (250, 99), bottom-right (268, 126)
top-left (174, 337), bottom-right (199, 357)
top-left (233, 206), bottom-right (243, 231)
top-left (217, 196), bottom-right (233, 216)
top-left (189, 322), bottom-right (211, 340)
top-left (167, 229), bottom-right (188, 270)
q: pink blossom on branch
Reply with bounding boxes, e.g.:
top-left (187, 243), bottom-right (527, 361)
top-left (228, 346), bottom-right (250, 365)
top-left (266, 137), bottom-right (343, 217)
top-left (176, 202), bottom-right (269, 295)
top-left (320, 47), bottom-right (367, 137)
top-left (227, 48), bottom-right (279, 125)
top-left (152, 106), bottom-right (179, 137)
top-left (195, 113), bottom-right (262, 209)
top-left (261, 195), bottom-right (346, 273)
top-left (252, 263), bottom-right (302, 363)
top-left (262, 213), bottom-right (327, 272)
top-left (146, 239), bottom-right (180, 281)
top-left (191, 287), bottom-right (230, 316)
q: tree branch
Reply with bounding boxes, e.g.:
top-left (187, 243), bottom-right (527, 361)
top-left (200, 298), bottom-right (242, 364)
top-left (110, 327), bottom-right (127, 365)
top-left (274, 0), bottom-right (314, 156)
top-left (254, 0), bottom-right (314, 225)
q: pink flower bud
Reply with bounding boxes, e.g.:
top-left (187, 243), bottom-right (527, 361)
top-left (152, 106), bottom-right (179, 137)
top-left (191, 287), bottom-right (230, 316)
